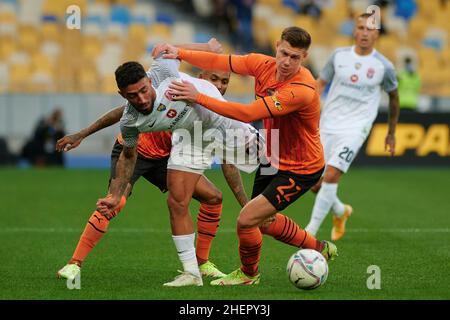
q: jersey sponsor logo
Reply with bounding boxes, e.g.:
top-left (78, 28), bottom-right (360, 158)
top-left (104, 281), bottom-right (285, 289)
top-left (271, 96), bottom-right (283, 112)
top-left (367, 68), bottom-right (375, 79)
top-left (168, 106), bottom-right (189, 130)
top-left (350, 74), bottom-right (359, 83)
top-left (166, 109), bottom-right (178, 118)
top-left (157, 104), bottom-right (167, 112)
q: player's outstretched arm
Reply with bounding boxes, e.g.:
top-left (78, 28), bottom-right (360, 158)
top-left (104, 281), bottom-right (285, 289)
top-left (385, 89), bottom-right (400, 156)
top-left (96, 145), bottom-right (137, 216)
top-left (56, 106), bottom-right (125, 152)
top-left (168, 80), bottom-right (312, 122)
top-left (221, 163), bottom-right (249, 208)
top-left (175, 38), bottom-right (223, 54)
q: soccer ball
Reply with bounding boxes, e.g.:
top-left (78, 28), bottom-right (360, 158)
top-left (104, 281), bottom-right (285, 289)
top-left (286, 249), bottom-right (328, 290)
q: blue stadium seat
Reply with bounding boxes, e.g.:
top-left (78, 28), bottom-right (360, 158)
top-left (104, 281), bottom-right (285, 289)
top-left (194, 32), bottom-right (212, 44)
top-left (282, 0), bottom-right (300, 12)
top-left (41, 15), bottom-right (58, 23)
top-left (155, 12), bottom-right (174, 26)
top-left (110, 4), bottom-right (130, 26)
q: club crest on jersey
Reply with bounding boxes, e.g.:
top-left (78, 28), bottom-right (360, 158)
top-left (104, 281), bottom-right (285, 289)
top-left (355, 62), bottom-right (362, 70)
top-left (350, 74), bottom-right (359, 83)
top-left (367, 68), bottom-right (375, 79)
top-left (164, 90), bottom-right (177, 101)
top-left (157, 104), bottom-right (166, 112)
top-left (166, 109), bottom-right (177, 118)
top-left (271, 96), bottom-right (283, 111)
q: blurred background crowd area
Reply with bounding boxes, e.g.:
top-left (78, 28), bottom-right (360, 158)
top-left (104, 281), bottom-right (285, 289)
top-left (0, 0), bottom-right (449, 102)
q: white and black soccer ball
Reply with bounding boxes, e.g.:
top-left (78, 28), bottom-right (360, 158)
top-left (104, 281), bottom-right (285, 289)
top-left (286, 249), bottom-right (328, 290)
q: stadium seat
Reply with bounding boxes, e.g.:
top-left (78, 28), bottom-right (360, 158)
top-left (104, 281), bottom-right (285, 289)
top-left (172, 22), bottom-right (194, 45)
top-left (86, 2), bottom-right (109, 26)
top-left (18, 26), bottom-right (41, 54)
top-left (100, 74), bottom-right (117, 94)
top-left (110, 4), bottom-right (131, 26)
top-left (29, 70), bottom-right (54, 93)
top-left (156, 12), bottom-right (175, 26)
top-left (0, 36), bottom-right (16, 60)
top-left (128, 24), bottom-right (148, 41)
top-left (0, 62), bottom-right (9, 93)
top-left (0, 2), bottom-right (17, 24)
top-left (40, 22), bottom-right (60, 41)
top-left (78, 67), bottom-right (99, 93)
top-left (131, 2), bottom-right (155, 25)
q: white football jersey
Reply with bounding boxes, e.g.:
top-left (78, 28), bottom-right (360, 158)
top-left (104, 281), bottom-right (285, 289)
top-left (319, 46), bottom-right (398, 136)
top-left (120, 57), bottom-right (256, 151)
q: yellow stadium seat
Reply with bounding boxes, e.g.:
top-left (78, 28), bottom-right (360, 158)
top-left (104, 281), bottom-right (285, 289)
top-left (149, 23), bottom-right (171, 42)
top-left (78, 68), bottom-right (99, 93)
top-left (101, 74), bottom-right (118, 94)
top-left (82, 38), bottom-right (103, 59)
top-left (41, 22), bottom-right (61, 41)
top-left (18, 26), bottom-right (41, 54)
top-left (332, 35), bottom-right (352, 48)
top-left (31, 53), bottom-right (54, 74)
top-left (408, 16), bottom-right (428, 41)
top-left (129, 24), bottom-right (148, 40)
top-left (0, 37), bottom-right (16, 60)
top-left (9, 63), bottom-right (31, 92)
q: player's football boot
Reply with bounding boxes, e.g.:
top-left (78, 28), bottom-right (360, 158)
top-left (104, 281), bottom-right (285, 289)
top-left (199, 261), bottom-right (226, 278)
top-left (163, 270), bottom-right (203, 287)
top-left (210, 268), bottom-right (260, 286)
top-left (320, 240), bottom-right (338, 261)
top-left (57, 263), bottom-right (80, 280)
top-left (331, 204), bottom-right (353, 241)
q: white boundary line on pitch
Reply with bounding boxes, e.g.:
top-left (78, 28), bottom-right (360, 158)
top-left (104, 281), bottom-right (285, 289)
top-left (0, 227), bottom-right (449, 233)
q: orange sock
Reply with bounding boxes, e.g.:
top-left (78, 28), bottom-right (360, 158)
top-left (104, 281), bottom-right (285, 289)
top-left (238, 226), bottom-right (262, 277)
top-left (260, 213), bottom-right (323, 251)
top-left (196, 203), bottom-right (222, 265)
top-left (70, 196), bottom-right (127, 265)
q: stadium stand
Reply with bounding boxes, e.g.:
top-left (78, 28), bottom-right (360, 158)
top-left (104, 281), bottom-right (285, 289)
top-left (0, 0), bottom-right (448, 99)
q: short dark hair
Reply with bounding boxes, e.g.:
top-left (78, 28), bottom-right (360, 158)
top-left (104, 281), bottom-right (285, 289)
top-left (115, 61), bottom-right (147, 90)
top-left (281, 26), bottom-right (311, 50)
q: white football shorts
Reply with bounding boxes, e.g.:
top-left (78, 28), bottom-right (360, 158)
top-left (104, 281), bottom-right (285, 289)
top-left (321, 132), bottom-right (367, 173)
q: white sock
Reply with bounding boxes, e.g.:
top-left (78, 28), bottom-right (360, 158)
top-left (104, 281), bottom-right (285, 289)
top-left (333, 196), bottom-right (345, 217)
top-left (172, 233), bottom-right (201, 277)
top-left (305, 182), bottom-right (338, 235)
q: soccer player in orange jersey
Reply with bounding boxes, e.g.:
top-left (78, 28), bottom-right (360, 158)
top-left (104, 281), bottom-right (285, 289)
top-left (153, 26), bottom-right (338, 285)
top-left (55, 41), bottom-right (248, 285)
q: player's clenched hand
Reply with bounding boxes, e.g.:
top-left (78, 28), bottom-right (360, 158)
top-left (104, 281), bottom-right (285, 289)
top-left (56, 133), bottom-right (83, 152)
top-left (96, 195), bottom-right (120, 219)
top-left (169, 80), bottom-right (199, 103)
top-left (385, 133), bottom-right (396, 156)
top-left (151, 43), bottom-right (179, 59)
top-left (208, 38), bottom-right (223, 53)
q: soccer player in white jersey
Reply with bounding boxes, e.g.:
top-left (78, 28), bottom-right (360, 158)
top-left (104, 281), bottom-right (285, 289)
top-left (95, 57), bottom-right (261, 287)
top-left (305, 13), bottom-right (400, 240)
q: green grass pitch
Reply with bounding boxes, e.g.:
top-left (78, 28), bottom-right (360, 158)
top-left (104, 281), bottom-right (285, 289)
top-left (1, 167), bottom-right (449, 300)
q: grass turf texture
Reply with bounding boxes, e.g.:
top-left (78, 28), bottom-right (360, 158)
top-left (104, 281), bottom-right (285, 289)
top-left (1, 167), bottom-right (449, 300)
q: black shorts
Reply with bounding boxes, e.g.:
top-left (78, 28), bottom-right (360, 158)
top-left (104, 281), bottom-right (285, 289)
top-left (251, 164), bottom-right (324, 211)
top-left (110, 140), bottom-right (169, 193)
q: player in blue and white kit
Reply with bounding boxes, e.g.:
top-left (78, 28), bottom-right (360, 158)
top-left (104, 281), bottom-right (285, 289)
top-left (96, 57), bottom-right (262, 287)
top-left (305, 13), bottom-right (400, 240)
